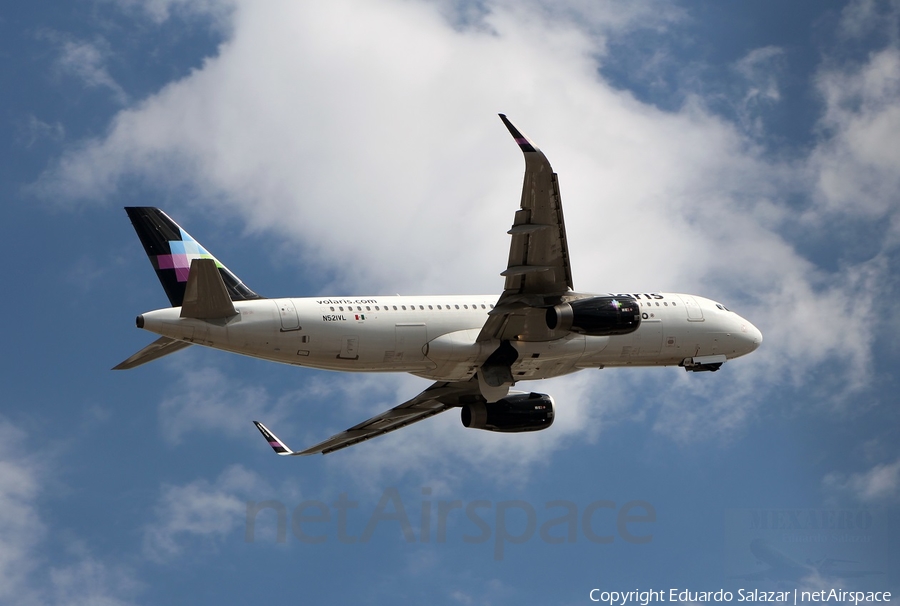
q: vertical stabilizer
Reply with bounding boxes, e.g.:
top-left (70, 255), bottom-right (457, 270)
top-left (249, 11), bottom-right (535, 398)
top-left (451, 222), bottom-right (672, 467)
top-left (124, 207), bottom-right (261, 307)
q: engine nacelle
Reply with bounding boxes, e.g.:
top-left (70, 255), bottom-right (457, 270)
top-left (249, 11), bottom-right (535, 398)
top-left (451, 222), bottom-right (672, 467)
top-left (461, 392), bottom-right (555, 433)
top-left (545, 296), bottom-right (641, 336)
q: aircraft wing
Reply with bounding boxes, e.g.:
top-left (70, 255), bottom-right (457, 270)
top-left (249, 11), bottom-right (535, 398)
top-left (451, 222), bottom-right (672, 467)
top-left (254, 380), bottom-right (480, 456)
top-left (479, 115), bottom-right (574, 342)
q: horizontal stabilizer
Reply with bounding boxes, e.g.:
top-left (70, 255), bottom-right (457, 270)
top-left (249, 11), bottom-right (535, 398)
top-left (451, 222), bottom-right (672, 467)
top-left (180, 258), bottom-right (238, 319)
top-left (112, 336), bottom-right (193, 370)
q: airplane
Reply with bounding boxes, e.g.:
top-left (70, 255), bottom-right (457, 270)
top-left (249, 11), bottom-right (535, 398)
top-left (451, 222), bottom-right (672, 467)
top-left (729, 538), bottom-right (884, 584)
top-left (114, 114), bottom-right (763, 456)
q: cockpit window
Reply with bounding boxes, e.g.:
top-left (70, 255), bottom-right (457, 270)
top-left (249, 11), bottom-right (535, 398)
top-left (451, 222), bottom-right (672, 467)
top-left (715, 303), bottom-right (731, 311)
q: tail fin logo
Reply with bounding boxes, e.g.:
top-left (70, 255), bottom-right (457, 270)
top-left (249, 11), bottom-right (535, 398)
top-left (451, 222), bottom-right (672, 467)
top-left (156, 229), bottom-right (223, 283)
top-left (125, 207), bottom-right (261, 307)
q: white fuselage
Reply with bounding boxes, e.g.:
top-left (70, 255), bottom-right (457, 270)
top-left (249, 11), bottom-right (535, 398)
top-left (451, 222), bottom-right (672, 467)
top-left (138, 291), bottom-right (762, 382)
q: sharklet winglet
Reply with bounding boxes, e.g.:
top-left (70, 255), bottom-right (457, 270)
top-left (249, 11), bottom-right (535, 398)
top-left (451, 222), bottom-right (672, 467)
top-left (253, 421), bottom-right (299, 456)
top-left (499, 114), bottom-right (539, 153)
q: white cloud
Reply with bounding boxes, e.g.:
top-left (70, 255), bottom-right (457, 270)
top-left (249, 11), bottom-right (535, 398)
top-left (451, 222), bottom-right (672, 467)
top-left (0, 418), bottom-right (141, 606)
top-left (735, 46), bottom-right (784, 102)
top-left (47, 555), bottom-right (141, 606)
top-left (17, 115), bottom-right (65, 148)
top-left (143, 464), bottom-right (270, 559)
top-left (53, 37), bottom-right (129, 104)
top-left (838, 0), bottom-right (900, 41)
top-left (823, 458), bottom-right (900, 504)
top-left (809, 1), bottom-right (900, 247)
top-left (35, 0), bottom-right (900, 467)
top-left (811, 47), bottom-right (900, 232)
top-left (732, 46), bottom-right (785, 136)
top-left (103, 0), bottom-right (235, 29)
top-left (158, 364), bottom-right (279, 443)
top-left (156, 359), bottom-right (401, 447)
top-left (0, 421), bottom-right (44, 604)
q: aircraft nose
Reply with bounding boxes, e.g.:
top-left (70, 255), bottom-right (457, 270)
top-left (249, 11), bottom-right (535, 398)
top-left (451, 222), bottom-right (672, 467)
top-left (741, 320), bottom-right (762, 352)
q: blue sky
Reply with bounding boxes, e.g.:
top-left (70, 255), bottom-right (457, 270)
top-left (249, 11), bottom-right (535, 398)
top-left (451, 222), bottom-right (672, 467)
top-left (2, 0), bottom-right (899, 603)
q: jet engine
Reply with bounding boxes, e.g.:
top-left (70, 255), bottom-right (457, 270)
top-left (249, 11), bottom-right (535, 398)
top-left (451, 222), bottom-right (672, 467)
top-left (461, 392), bottom-right (554, 433)
top-left (545, 296), bottom-right (641, 336)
